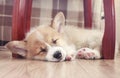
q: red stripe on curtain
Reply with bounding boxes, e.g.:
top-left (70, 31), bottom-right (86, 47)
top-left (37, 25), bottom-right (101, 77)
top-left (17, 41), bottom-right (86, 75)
top-left (102, 0), bottom-right (116, 59)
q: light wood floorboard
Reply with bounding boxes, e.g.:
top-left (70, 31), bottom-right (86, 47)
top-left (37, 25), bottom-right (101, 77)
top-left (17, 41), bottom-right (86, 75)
top-left (0, 50), bottom-right (120, 78)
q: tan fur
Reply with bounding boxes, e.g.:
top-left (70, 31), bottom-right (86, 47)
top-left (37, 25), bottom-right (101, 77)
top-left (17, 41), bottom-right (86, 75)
top-left (6, 12), bottom-right (118, 61)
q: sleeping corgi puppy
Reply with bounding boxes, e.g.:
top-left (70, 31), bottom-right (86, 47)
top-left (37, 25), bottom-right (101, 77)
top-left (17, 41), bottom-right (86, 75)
top-left (6, 12), bottom-right (118, 62)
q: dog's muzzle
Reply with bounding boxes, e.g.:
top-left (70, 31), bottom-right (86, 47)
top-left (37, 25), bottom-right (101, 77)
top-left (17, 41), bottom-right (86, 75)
top-left (45, 46), bottom-right (66, 62)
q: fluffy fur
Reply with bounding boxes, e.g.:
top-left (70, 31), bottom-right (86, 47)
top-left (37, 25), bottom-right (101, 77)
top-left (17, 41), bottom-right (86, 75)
top-left (6, 12), bottom-right (118, 62)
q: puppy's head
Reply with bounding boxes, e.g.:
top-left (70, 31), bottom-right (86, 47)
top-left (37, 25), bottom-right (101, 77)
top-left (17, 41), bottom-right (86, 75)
top-left (6, 12), bottom-right (69, 62)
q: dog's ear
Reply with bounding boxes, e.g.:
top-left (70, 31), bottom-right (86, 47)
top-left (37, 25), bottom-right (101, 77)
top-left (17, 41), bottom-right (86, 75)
top-left (51, 12), bottom-right (65, 32)
top-left (6, 41), bottom-right (27, 57)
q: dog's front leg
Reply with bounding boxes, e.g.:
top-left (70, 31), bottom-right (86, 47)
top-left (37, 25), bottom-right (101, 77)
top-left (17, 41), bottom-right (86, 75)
top-left (76, 48), bottom-right (101, 60)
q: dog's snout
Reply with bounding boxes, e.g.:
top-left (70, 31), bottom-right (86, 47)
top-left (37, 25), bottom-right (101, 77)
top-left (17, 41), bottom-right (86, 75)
top-left (53, 51), bottom-right (62, 59)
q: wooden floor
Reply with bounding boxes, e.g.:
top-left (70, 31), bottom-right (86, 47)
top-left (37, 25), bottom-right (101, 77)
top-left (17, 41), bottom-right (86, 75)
top-left (0, 49), bottom-right (120, 78)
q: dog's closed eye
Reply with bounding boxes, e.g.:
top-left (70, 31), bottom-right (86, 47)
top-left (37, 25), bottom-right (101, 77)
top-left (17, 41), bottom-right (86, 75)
top-left (40, 47), bottom-right (47, 52)
top-left (52, 39), bottom-right (58, 44)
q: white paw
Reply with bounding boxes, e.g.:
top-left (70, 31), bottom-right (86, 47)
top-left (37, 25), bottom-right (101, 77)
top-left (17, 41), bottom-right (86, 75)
top-left (76, 48), bottom-right (101, 59)
top-left (65, 54), bottom-right (76, 61)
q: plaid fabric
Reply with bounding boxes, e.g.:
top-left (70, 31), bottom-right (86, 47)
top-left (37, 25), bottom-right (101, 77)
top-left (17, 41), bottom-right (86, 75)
top-left (31, 0), bottom-right (85, 27)
top-left (31, 0), bottom-right (104, 29)
top-left (0, 0), bottom-right (13, 45)
top-left (0, 0), bottom-right (104, 46)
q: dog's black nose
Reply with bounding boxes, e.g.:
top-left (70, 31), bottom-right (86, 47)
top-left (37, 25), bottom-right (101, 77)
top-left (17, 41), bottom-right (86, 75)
top-left (53, 51), bottom-right (62, 59)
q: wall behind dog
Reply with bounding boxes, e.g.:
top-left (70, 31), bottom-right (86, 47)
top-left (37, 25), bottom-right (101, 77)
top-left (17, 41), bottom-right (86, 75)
top-left (0, 0), bottom-right (120, 46)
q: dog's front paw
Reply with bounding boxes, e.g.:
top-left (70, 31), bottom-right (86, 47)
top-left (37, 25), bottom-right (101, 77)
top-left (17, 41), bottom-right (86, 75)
top-left (76, 48), bottom-right (101, 59)
top-left (65, 54), bottom-right (76, 61)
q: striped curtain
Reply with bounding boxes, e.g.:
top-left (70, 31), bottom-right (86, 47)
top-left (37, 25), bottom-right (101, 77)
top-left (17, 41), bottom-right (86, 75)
top-left (0, 0), bottom-right (103, 46)
top-left (0, 0), bottom-right (13, 46)
top-left (31, 0), bottom-right (85, 27)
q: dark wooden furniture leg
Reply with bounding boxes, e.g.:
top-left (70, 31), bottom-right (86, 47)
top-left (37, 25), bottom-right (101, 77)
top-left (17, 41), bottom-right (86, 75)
top-left (102, 0), bottom-right (116, 59)
top-left (12, 0), bottom-right (33, 58)
top-left (83, 0), bottom-right (92, 28)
